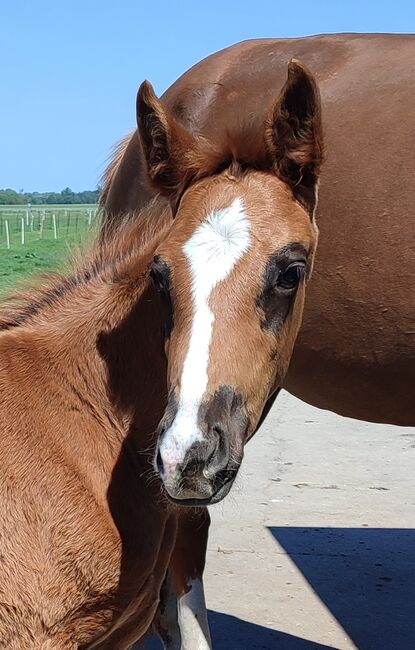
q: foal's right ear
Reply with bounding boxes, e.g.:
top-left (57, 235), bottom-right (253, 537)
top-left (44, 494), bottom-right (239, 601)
top-left (137, 81), bottom-right (200, 201)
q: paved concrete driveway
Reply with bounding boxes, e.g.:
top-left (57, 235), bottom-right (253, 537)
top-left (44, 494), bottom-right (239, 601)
top-left (148, 390), bottom-right (415, 649)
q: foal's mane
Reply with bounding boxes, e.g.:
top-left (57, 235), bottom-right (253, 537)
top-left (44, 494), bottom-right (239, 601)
top-left (99, 132), bottom-right (133, 208)
top-left (0, 201), bottom-right (171, 332)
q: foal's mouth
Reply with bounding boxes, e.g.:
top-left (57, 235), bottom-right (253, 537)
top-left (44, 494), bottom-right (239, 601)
top-left (162, 467), bottom-right (237, 507)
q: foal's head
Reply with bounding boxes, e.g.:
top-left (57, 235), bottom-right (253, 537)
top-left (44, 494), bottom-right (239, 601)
top-left (138, 61), bottom-right (323, 504)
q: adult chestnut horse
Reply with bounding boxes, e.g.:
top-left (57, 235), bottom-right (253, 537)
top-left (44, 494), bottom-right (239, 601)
top-left (0, 62), bottom-right (322, 648)
top-left (101, 33), bottom-right (415, 426)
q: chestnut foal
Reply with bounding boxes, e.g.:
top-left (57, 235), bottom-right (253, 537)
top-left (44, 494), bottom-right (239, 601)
top-left (0, 61), bottom-right (322, 648)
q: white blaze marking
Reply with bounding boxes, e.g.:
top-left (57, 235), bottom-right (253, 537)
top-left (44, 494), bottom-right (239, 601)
top-left (160, 197), bottom-right (251, 472)
top-left (178, 578), bottom-right (212, 650)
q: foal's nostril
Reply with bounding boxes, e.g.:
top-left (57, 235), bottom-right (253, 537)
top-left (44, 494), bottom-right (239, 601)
top-left (202, 424), bottom-right (229, 478)
top-left (212, 425), bottom-right (223, 437)
top-left (176, 424), bottom-right (230, 484)
top-left (156, 448), bottom-right (165, 476)
top-left (213, 424), bottom-right (228, 458)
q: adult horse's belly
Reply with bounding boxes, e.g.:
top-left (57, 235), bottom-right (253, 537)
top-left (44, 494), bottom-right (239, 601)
top-left (163, 34), bottom-right (415, 425)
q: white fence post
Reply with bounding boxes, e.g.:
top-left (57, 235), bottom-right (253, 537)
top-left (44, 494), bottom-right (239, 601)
top-left (5, 220), bottom-right (10, 249)
top-left (21, 217), bottom-right (25, 245)
top-left (52, 213), bottom-right (57, 239)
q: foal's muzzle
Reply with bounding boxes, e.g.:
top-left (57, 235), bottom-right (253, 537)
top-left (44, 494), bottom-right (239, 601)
top-left (157, 425), bottom-right (237, 505)
top-left (155, 386), bottom-right (247, 505)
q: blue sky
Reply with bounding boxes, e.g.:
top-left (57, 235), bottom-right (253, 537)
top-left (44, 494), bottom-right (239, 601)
top-left (1, 0), bottom-right (414, 192)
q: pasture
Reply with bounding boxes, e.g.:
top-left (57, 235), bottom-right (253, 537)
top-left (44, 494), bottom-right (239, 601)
top-left (0, 205), bottom-right (98, 294)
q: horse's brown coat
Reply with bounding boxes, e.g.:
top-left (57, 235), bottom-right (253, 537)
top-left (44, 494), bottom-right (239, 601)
top-left (0, 60), bottom-right (322, 645)
top-left (0, 211), bottom-right (213, 648)
top-left (101, 33), bottom-right (415, 425)
top-left (0, 210), bottom-right (175, 648)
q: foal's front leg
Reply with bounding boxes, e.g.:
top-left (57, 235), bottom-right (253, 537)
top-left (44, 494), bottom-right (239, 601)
top-left (152, 572), bottom-right (181, 649)
top-left (155, 508), bottom-right (212, 650)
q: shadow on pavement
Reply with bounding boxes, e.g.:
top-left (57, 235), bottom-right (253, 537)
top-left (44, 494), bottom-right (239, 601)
top-left (208, 611), bottom-right (335, 649)
top-left (143, 610), bottom-right (334, 649)
top-left (269, 527), bottom-right (415, 650)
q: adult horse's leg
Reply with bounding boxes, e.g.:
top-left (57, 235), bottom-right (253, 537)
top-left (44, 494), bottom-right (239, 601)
top-left (155, 508), bottom-right (212, 650)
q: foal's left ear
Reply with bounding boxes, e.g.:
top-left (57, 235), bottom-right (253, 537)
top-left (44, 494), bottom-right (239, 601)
top-left (266, 60), bottom-right (323, 216)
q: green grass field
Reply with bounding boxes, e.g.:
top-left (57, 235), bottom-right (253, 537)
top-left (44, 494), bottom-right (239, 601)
top-left (0, 205), bottom-right (99, 295)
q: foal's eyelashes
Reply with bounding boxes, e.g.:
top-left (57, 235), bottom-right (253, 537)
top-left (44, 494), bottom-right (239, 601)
top-left (150, 257), bottom-right (175, 338)
top-left (257, 243), bottom-right (310, 333)
top-left (276, 262), bottom-right (307, 292)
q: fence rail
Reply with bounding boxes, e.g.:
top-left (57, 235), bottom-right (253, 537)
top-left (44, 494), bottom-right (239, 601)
top-left (0, 206), bottom-right (99, 249)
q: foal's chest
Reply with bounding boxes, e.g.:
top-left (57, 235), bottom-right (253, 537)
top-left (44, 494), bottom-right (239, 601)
top-left (0, 451), bottom-right (173, 648)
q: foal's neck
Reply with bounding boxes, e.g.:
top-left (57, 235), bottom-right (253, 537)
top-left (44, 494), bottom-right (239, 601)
top-left (7, 207), bottom-right (170, 458)
top-left (59, 219), bottom-right (169, 448)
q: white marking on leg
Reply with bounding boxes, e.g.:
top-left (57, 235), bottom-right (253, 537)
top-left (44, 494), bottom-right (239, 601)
top-left (178, 578), bottom-right (212, 650)
top-left (159, 198), bottom-right (251, 472)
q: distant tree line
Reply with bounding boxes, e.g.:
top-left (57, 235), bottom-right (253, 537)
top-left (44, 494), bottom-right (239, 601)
top-left (0, 187), bottom-right (100, 205)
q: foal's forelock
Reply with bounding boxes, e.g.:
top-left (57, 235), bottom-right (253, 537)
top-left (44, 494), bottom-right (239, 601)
top-left (159, 197), bottom-right (252, 468)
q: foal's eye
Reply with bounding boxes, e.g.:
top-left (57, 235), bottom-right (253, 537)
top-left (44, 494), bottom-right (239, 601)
top-left (276, 263), bottom-right (306, 291)
top-left (150, 269), bottom-right (162, 290)
top-left (150, 259), bottom-right (174, 337)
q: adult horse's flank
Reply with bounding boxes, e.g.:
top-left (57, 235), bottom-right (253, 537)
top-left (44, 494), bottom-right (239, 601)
top-left (101, 33), bottom-right (415, 426)
top-left (0, 61), bottom-right (322, 648)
